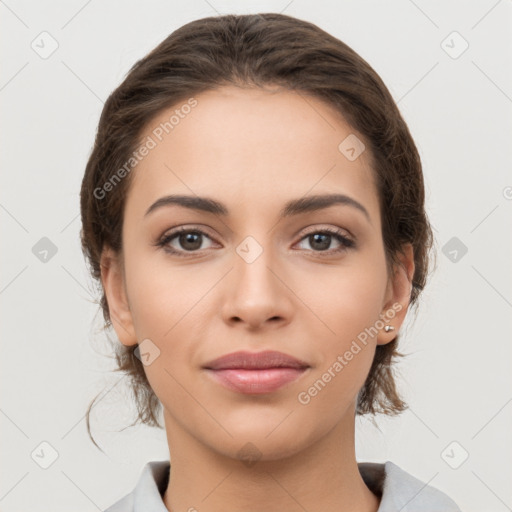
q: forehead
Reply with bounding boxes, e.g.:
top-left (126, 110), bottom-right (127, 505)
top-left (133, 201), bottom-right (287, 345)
top-left (125, 86), bottom-right (379, 225)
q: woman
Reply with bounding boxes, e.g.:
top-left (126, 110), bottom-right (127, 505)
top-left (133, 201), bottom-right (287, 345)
top-left (80, 12), bottom-right (462, 512)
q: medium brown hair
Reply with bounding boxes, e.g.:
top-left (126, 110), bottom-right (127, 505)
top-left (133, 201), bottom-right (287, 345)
top-left (80, 13), bottom-right (435, 447)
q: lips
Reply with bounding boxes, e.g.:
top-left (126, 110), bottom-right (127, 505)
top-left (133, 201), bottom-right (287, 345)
top-left (203, 350), bottom-right (310, 394)
top-left (203, 350), bottom-right (309, 370)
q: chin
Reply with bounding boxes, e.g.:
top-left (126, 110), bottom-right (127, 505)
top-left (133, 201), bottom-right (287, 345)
top-left (200, 418), bottom-right (326, 464)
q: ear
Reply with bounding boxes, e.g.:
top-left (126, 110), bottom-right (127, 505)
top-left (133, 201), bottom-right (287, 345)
top-left (100, 247), bottom-right (138, 347)
top-left (376, 243), bottom-right (415, 346)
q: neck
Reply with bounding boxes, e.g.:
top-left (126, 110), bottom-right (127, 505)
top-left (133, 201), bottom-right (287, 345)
top-left (162, 409), bottom-right (380, 512)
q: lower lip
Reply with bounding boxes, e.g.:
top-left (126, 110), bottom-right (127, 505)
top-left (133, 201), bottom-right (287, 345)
top-left (205, 368), bottom-right (307, 394)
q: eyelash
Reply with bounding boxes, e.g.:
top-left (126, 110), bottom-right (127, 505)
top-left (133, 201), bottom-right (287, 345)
top-left (155, 226), bottom-right (356, 258)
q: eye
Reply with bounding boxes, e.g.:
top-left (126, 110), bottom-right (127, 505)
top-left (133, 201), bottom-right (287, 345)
top-left (155, 225), bottom-right (355, 258)
top-left (156, 227), bottom-right (216, 256)
top-left (295, 228), bottom-right (355, 255)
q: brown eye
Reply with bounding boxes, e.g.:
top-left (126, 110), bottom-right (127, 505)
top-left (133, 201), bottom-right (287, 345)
top-left (175, 231), bottom-right (204, 251)
top-left (296, 228), bottom-right (355, 254)
top-left (157, 227), bottom-right (216, 256)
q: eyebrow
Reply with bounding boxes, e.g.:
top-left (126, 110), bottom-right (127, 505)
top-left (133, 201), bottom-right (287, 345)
top-left (144, 193), bottom-right (371, 223)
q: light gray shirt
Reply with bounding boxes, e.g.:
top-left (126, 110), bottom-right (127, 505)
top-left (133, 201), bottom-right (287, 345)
top-left (104, 460), bottom-right (462, 511)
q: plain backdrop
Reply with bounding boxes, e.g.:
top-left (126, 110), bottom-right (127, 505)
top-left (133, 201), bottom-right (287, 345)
top-left (1, 1), bottom-right (511, 511)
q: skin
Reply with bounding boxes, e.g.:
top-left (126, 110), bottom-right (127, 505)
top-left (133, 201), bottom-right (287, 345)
top-left (101, 85), bottom-right (415, 512)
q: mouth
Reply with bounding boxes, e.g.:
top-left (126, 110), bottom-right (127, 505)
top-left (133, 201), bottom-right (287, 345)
top-left (202, 350), bottom-right (310, 394)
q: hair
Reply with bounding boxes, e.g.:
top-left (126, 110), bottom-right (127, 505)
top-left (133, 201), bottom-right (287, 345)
top-left (80, 12), bottom-right (436, 448)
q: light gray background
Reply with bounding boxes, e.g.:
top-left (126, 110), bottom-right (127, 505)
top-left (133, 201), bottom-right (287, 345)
top-left (1, 1), bottom-right (511, 511)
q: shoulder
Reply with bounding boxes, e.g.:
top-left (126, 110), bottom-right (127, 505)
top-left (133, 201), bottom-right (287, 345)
top-left (375, 461), bottom-right (462, 511)
top-left (102, 460), bottom-right (170, 512)
top-left (104, 492), bottom-right (134, 512)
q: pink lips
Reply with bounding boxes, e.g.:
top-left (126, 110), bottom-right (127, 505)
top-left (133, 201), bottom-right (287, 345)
top-left (203, 350), bottom-right (310, 394)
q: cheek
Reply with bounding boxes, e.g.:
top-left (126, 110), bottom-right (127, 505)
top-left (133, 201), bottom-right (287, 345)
top-left (302, 257), bottom-right (388, 341)
top-left (299, 356), bottom-right (373, 412)
top-left (124, 249), bottom-right (203, 339)
top-left (300, 258), bottom-right (387, 395)
top-left (297, 292), bottom-right (381, 416)
top-left (124, 252), bottom-right (212, 385)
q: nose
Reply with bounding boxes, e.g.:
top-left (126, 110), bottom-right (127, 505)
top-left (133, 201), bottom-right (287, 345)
top-left (220, 241), bottom-right (294, 331)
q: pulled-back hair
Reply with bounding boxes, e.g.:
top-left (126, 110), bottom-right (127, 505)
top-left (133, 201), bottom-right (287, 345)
top-left (80, 13), bottom-right (435, 446)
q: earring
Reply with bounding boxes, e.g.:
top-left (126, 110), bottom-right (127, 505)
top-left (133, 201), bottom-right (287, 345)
top-left (384, 325), bottom-right (395, 332)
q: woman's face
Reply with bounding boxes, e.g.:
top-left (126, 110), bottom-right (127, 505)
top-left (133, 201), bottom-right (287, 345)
top-left (102, 85), bottom-right (413, 461)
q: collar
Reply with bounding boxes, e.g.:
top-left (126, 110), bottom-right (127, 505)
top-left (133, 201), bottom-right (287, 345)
top-left (105, 460), bottom-right (461, 512)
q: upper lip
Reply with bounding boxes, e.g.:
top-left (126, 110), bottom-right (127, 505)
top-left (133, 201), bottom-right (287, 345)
top-left (203, 350), bottom-right (310, 370)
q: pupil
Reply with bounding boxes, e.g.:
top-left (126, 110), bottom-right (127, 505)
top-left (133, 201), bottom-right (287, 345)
top-left (311, 233), bottom-right (330, 251)
top-left (181, 233), bottom-right (201, 250)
